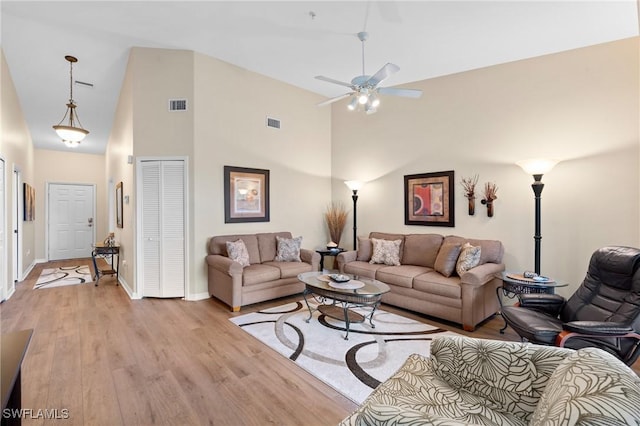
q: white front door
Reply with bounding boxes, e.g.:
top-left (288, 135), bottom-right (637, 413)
top-left (48, 183), bottom-right (96, 260)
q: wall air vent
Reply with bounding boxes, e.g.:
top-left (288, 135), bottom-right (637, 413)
top-left (168, 99), bottom-right (188, 112)
top-left (266, 117), bottom-right (281, 129)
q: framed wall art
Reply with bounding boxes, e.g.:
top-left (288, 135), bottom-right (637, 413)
top-left (224, 166), bottom-right (270, 223)
top-left (404, 170), bottom-right (455, 227)
top-left (116, 182), bottom-right (123, 228)
top-left (23, 182), bottom-right (35, 221)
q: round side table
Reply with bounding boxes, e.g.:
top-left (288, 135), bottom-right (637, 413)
top-left (497, 271), bottom-right (568, 333)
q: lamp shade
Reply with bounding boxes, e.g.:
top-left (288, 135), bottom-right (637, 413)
top-left (344, 180), bottom-right (364, 192)
top-left (54, 125), bottom-right (89, 143)
top-left (516, 159), bottom-right (559, 175)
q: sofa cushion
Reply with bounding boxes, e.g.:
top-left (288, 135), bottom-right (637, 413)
top-left (274, 235), bottom-right (302, 262)
top-left (226, 239), bottom-right (250, 267)
top-left (401, 234), bottom-right (443, 267)
top-left (456, 242), bottom-right (481, 276)
top-left (434, 242), bottom-right (462, 277)
top-left (370, 238), bottom-right (402, 266)
top-left (257, 232), bottom-right (292, 263)
top-left (263, 261), bottom-right (313, 279)
top-left (343, 261), bottom-right (384, 279)
top-left (444, 235), bottom-right (503, 265)
top-left (413, 271), bottom-right (462, 299)
top-left (210, 234), bottom-right (260, 265)
top-left (530, 347), bottom-right (640, 425)
top-left (242, 264), bottom-right (281, 286)
top-left (356, 237), bottom-right (372, 261)
top-left (376, 265), bottom-right (432, 289)
top-left (369, 232), bottom-right (406, 260)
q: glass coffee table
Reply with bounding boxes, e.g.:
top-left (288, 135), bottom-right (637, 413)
top-left (297, 271), bottom-right (390, 340)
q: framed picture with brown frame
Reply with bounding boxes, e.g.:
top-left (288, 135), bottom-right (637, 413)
top-left (23, 183), bottom-right (35, 221)
top-left (224, 166), bottom-right (270, 223)
top-left (404, 170), bottom-right (455, 227)
top-left (116, 182), bottom-right (123, 228)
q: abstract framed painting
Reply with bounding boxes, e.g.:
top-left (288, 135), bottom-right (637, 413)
top-left (224, 166), bottom-right (270, 223)
top-left (404, 170), bottom-right (454, 227)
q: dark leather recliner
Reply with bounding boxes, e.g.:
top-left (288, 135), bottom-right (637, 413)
top-left (501, 246), bottom-right (640, 365)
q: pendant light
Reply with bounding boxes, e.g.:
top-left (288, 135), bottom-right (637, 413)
top-left (53, 55), bottom-right (89, 146)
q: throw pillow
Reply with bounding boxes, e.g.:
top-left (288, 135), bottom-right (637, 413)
top-left (434, 243), bottom-right (462, 277)
top-left (369, 238), bottom-right (402, 266)
top-left (275, 236), bottom-right (302, 262)
top-left (456, 242), bottom-right (481, 276)
top-left (226, 239), bottom-right (250, 267)
top-left (356, 237), bottom-right (373, 261)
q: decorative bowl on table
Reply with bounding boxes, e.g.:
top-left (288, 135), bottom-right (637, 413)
top-left (328, 273), bottom-right (350, 283)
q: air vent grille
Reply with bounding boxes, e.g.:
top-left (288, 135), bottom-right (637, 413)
top-left (169, 99), bottom-right (188, 112)
top-left (266, 117), bottom-right (281, 129)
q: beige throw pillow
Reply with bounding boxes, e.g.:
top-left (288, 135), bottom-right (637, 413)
top-left (356, 237), bottom-right (373, 261)
top-left (226, 239), bottom-right (250, 267)
top-left (369, 238), bottom-right (402, 266)
top-left (456, 242), bottom-right (482, 276)
top-left (434, 243), bottom-right (462, 277)
top-left (275, 236), bottom-right (302, 262)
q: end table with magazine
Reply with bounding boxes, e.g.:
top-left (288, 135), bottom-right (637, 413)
top-left (497, 271), bottom-right (568, 333)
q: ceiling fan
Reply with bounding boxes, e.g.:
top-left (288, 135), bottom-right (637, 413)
top-left (315, 31), bottom-right (422, 114)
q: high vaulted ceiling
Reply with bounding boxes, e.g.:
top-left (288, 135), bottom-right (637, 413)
top-left (2, 1), bottom-right (638, 155)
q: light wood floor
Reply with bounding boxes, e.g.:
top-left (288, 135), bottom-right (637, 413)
top-left (2, 259), bottom-right (638, 425)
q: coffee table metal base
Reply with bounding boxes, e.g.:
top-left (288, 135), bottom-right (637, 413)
top-left (303, 287), bottom-right (381, 340)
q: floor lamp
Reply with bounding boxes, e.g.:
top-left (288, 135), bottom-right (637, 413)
top-left (516, 159), bottom-right (558, 275)
top-left (344, 181), bottom-right (363, 250)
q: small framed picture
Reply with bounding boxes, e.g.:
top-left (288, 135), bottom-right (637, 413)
top-left (404, 170), bottom-right (454, 227)
top-left (224, 166), bottom-right (270, 223)
top-left (116, 182), bottom-right (123, 228)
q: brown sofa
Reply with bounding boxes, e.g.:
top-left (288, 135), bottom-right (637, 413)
top-left (336, 232), bottom-right (505, 331)
top-left (206, 232), bottom-right (320, 311)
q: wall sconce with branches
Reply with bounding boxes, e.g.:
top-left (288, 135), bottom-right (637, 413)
top-left (481, 182), bottom-right (499, 217)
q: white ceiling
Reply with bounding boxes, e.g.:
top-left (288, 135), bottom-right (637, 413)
top-left (2, 1), bottom-right (638, 155)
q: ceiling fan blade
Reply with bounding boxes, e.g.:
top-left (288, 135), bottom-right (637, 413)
top-left (317, 93), bottom-right (352, 107)
top-left (366, 63), bottom-right (400, 87)
top-left (315, 75), bottom-right (353, 88)
top-left (378, 87), bottom-right (423, 98)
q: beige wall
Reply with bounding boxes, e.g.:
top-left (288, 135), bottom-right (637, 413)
top-left (107, 47), bottom-right (331, 298)
top-left (331, 37), bottom-right (640, 297)
top-left (32, 150), bottom-right (107, 260)
top-left (192, 52), bottom-right (332, 297)
top-left (1, 48), bottom-right (35, 296)
top-left (105, 48), bottom-right (135, 294)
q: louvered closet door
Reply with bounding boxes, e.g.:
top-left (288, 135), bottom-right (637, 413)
top-left (141, 160), bottom-right (185, 298)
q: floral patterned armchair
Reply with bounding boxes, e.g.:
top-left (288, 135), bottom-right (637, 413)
top-left (339, 335), bottom-right (640, 425)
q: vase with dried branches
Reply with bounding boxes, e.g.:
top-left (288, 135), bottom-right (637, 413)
top-left (324, 202), bottom-right (348, 248)
top-left (481, 182), bottom-right (499, 217)
top-left (461, 175), bottom-right (479, 215)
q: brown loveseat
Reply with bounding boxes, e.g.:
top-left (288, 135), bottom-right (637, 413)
top-left (206, 232), bottom-right (320, 311)
top-left (337, 232), bottom-right (505, 331)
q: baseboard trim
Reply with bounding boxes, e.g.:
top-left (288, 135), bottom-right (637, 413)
top-left (118, 276), bottom-right (142, 299)
top-left (187, 292), bottom-right (210, 301)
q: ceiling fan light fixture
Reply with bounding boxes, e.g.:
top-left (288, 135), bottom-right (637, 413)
top-left (53, 55), bottom-right (89, 146)
top-left (370, 94), bottom-right (380, 108)
top-left (347, 96), bottom-right (358, 111)
top-left (357, 89), bottom-right (369, 105)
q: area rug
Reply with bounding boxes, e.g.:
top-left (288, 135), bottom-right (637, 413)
top-left (34, 265), bottom-right (93, 289)
top-left (230, 300), bottom-right (460, 404)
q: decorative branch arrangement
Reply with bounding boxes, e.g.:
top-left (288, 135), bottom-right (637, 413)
top-left (324, 202), bottom-right (348, 247)
top-left (481, 182), bottom-right (499, 217)
top-left (460, 175), bottom-right (479, 215)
